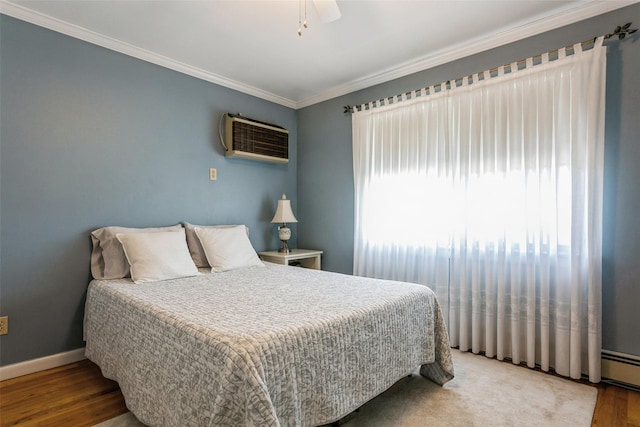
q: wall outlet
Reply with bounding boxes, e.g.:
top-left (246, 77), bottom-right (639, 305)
top-left (0, 316), bottom-right (8, 335)
top-left (209, 168), bottom-right (217, 181)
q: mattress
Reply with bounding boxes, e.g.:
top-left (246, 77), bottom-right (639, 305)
top-left (84, 262), bottom-right (454, 426)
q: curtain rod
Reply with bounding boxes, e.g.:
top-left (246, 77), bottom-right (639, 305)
top-left (343, 22), bottom-right (637, 114)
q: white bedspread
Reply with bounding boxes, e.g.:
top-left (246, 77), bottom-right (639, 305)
top-left (84, 263), bottom-right (453, 426)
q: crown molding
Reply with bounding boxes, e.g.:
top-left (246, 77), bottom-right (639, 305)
top-left (0, 0), bottom-right (297, 109)
top-left (1, 0), bottom-right (636, 110)
top-left (295, 0), bottom-right (639, 109)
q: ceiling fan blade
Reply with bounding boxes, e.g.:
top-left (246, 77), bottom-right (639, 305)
top-left (313, 0), bottom-right (341, 23)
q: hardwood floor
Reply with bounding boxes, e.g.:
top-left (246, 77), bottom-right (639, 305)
top-left (592, 380), bottom-right (640, 427)
top-left (0, 360), bottom-right (126, 427)
top-left (1, 359), bottom-right (639, 426)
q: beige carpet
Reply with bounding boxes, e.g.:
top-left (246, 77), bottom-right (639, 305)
top-left (94, 350), bottom-right (597, 427)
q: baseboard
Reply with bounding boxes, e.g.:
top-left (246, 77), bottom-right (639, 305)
top-left (0, 347), bottom-right (86, 381)
top-left (601, 349), bottom-right (640, 390)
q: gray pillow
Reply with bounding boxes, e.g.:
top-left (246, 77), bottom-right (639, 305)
top-left (90, 224), bottom-right (183, 279)
top-left (183, 222), bottom-right (249, 268)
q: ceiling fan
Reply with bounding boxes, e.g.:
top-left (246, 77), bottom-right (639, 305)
top-left (298, 0), bottom-right (341, 35)
top-left (314, 0), bottom-right (341, 23)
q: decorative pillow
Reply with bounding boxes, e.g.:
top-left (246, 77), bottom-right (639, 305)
top-left (90, 224), bottom-right (183, 279)
top-left (195, 225), bottom-right (264, 272)
top-left (183, 222), bottom-right (249, 268)
top-left (116, 229), bottom-right (198, 283)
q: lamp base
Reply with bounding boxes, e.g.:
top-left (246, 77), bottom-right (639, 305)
top-left (277, 225), bottom-right (292, 253)
top-left (278, 240), bottom-right (291, 253)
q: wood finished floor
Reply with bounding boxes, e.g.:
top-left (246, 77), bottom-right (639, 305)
top-left (1, 358), bottom-right (639, 427)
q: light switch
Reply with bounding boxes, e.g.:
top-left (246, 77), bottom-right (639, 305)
top-left (209, 168), bottom-right (217, 181)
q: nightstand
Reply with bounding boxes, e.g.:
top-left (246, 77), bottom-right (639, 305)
top-left (258, 249), bottom-right (323, 270)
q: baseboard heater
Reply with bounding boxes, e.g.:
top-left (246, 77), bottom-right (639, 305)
top-left (601, 349), bottom-right (640, 391)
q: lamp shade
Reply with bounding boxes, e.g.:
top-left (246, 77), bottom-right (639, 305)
top-left (271, 194), bottom-right (298, 224)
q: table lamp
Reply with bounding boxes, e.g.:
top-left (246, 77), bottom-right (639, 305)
top-left (271, 194), bottom-right (298, 253)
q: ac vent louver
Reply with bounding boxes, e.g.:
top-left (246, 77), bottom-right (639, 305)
top-left (223, 113), bottom-right (288, 164)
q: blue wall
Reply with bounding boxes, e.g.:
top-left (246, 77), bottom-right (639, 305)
top-left (0, 15), bottom-right (297, 365)
top-left (297, 4), bottom-right (640, 356)
top-left (2, 5), bottom-right (639, 366)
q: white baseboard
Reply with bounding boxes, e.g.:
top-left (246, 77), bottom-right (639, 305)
top-left (602, 349), bottom-right (640, 389)
top-left (0, 347), bottom-right (86, 381)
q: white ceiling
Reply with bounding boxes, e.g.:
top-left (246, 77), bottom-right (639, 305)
top-left (1, 0), bottom-right (636, 108)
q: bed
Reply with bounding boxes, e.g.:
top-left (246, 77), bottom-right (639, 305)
top-left (84, 224), bottom-right (454, 426)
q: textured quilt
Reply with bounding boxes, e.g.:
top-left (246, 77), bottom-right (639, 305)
top-left (84, 263), bottom-right (454, 426)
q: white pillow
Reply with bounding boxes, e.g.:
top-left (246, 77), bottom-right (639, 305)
top-left (90, 224), bottom-right (183, 279)
top-left (116, 230), bottom-right (199, 283)
top-left (183, 222), bottom-right (249, 268)
top-left (195, 225), bottom-right (264, 272)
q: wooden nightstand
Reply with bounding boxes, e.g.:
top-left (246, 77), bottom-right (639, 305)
top-left (258, 249), bottom-right (323, 270)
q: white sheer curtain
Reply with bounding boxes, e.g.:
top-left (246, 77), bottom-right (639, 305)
top-left (352, 39), bottom-right (606, 381)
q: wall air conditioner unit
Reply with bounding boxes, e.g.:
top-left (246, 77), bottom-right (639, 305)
top-left (222, 113), bottom-right (289, 164)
